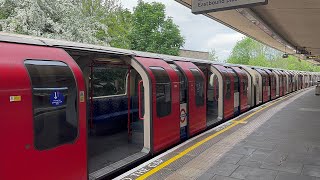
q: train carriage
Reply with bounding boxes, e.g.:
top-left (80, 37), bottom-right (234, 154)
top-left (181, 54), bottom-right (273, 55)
top-left (0, 32), bottom-right (318, 180)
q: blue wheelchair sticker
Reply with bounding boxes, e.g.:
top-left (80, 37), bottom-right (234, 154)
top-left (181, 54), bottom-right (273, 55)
top-left (50, 91), bottom-right (65, 106)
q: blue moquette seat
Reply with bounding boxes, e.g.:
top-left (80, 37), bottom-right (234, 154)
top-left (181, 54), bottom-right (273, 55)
top-left (91, 95), bottom-right (139, 134)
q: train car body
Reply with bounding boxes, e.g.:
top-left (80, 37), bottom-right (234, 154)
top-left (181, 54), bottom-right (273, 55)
top-left (0, 42), bottom-right (88, 180)
top-left (0, 32), bottom-right (318, 180)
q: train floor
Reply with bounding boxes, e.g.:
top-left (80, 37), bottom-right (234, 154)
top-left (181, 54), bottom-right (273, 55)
top-left (88, 131), bottom-right (143, 173)
top-left (116, 87), bottom-right (320, 180)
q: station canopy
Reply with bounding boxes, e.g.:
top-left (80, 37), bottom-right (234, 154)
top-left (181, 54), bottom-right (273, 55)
top-left (176, 0), bottom-right (320, 65)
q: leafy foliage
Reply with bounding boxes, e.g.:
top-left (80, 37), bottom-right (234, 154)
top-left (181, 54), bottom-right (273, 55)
top-left (227, 37), bottom-right (320, 72)
top-left (0, 0), bottom-right (109, 45)
top-left (0, 0), bottom-right (185, 56)
top-left (129, 0), bottom-right (185, 55)
top-left (105, 7), bottom-right (132, 49)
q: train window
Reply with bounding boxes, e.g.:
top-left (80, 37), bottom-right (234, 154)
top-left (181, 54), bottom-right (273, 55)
top-left (226, 76), bottom-right (231, 99)
top-left (190, 68), bottom-right (205, 107)
top-left (170, 64), bottom-right (187, 104)
top-left (92, 66), bottom-right (128, 97)
top-left (150, 67), bottom-right (171, 117)
top-left (273, 77), bottom-right (276, 90)
top-left (233, 74), bottom-right (239, 92)
top-left (25, 60), bottom-right (78, 150)
top-left (243, 79), bottom-right (247, 95)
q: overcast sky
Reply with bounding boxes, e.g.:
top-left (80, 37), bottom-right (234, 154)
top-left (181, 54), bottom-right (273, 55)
top-left (119, 0), bottom-right (245, 61)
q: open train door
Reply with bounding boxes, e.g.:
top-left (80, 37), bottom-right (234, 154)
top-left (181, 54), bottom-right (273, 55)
top-left (173, 61), bottom-right (206, 136)
top-left (0, 43), bottom-right (87, 180)
top-left (211, 65), bottom-right (235, 120)
top-left (230, 66), bottom-right (249, 113)
top-left (255, 68), bottom-right (270, 103)
top-left (264, 69), bottom-right (276, 100)
top-left (134, 56), bottom-right (180, 153)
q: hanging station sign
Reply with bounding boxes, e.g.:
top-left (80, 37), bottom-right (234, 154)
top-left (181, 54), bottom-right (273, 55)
top-left (192, 0), bottom-right (268, 14)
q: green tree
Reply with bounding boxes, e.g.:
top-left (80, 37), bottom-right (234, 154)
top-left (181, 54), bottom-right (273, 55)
top-left (228, 37), bottom-right (255, 65)
top-left (227, 37), bottom-right (320, 72)
top-left (0, 0), bottom-right (15, 20)
top-left (105, 7), bottom-right (132, 49)
top-left (0, 0), bottom-right (109, 45)
top-left (81, 0), bottom-right (127, 45)
top-left (129, 0), bottom-right (184, 56)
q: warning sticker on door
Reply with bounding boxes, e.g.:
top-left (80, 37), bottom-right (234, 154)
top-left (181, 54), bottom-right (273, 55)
top-left (50, 91), bottom-right (65, 106)
top-left (180, 103), bottom-right (187, 127)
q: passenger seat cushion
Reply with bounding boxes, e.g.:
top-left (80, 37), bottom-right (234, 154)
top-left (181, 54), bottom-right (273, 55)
top-left (90, 96), bottom-right (139, 134)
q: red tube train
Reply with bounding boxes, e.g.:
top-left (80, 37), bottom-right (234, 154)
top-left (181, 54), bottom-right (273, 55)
top-left (1, 33), bottom-right (319, 180)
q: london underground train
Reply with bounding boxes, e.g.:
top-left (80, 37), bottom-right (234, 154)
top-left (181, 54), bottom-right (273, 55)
top-left (0, 33), bottom-right (319, 180)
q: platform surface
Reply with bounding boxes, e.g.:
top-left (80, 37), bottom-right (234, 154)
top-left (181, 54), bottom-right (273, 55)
top-left (116, 88), bottom-right (320, 180)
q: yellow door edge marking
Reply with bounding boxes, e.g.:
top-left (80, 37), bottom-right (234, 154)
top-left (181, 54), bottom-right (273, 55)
top-left (137, 93), bottom-right (293, 180)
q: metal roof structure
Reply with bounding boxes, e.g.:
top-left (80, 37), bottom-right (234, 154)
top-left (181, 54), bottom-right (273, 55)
top-left (175, 0), bottom-right (320, 65)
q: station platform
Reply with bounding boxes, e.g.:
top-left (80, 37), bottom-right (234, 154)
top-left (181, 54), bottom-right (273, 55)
top-left (116, 87), bottom-right (320, 180)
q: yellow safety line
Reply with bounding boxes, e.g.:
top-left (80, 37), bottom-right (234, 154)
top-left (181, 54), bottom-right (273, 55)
top-left (137, 94), bottom-right (292, 180)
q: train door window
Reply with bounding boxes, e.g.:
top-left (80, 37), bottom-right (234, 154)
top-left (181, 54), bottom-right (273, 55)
top-left (170, 64), bottom-right (187, 103)
top-left (190, 68), bottom-right (205, 107)
top-left (25, 60), bottom-right (78, 150)
top-left (233, 74), bottom-right (239, 93)
top-left (243, 79), bottom-right (247, 95)
top-left (150, 67), bottom-right (171, 117)
top-left (226, 76), bottom-right (231, 99)
top-left (262, 76), bottom-right (266, 90)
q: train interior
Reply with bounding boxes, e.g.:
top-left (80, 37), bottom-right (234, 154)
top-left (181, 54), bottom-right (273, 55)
top-left (228, 67), bottom-right (240, 116)
top-left (207, 70), bottom-right (220, 125)
top-left (72, 54), bottom-right (145, 175)
top-left (197, 65), bottom-right (220, 126)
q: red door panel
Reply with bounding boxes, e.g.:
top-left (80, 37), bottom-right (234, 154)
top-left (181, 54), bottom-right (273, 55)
top-left (134, 56), bottom-right (180, 153)
top-left (264, 69), bottom-right (276, 100)
top-left (283, 74), bottom-right (287, 94)
top-left (256, 69), bottom-right (269, 103)
top-left (279, 72), bottom-right (284, 96)
top-left (174, 61), bottom-right (206, 136)
top-left (231, 67), bottom-right (249, 113)
top-left (0, 43), bottom-right (87, 180)
top-left (213, 65), bottom-right (234, 120)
